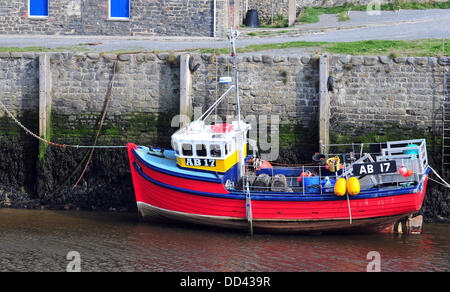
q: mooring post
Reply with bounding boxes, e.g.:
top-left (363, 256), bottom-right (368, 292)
top-left (180, 54), bottom-right (193, 128)
top-left (288, 0), bottom-right (296, 26)
top-left (37, 53), bottom-right (52, 197)
top-left (319, 55), bottom-right (330, 154)
top-left (39, 53), bottom-right (52, 142)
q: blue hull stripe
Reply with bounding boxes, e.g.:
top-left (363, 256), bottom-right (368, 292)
top-left (132, 148), bottom-right (222, 183)
top-left (133, 161), bottom-right (427, 202)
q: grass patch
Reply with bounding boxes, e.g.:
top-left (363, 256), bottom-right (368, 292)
top-left (246, 30), bottom-right (290, 37)
top-left (199, 39), bottom-right (449, 57)
top-left (297, 7), bottom-right (322, 23)
top-left (247, 30), bottom-right (272, 37)
top-left (259, 14), bottom-right (289, 28)
top-left (199, 41), bottom-right (327, 55)
top-left (297, 1), bottom-right (450, 23)
top-left (337, 11), bottom-right (351, 22)
top-left (324, 39), bottom-right (450, 57)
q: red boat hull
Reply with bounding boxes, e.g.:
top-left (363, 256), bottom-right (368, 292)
top-left (127, 144), bottom-right (428, 233)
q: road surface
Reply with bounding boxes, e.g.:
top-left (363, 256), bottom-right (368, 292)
top-left (0, 9), bottom-right (448, 52)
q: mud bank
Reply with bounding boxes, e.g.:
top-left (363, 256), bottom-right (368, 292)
top-left (0, 141), bottom-right (136, 212)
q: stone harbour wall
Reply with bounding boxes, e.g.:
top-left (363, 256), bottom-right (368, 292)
top-left (0, 51), bottom-right (449, 220)
top-left (328, 54), bottom-right (448, 142)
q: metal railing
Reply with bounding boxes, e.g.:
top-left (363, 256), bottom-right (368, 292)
top-left (241, 139), bottom-right (428, 195)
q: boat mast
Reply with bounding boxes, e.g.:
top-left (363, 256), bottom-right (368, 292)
top-left (229, 26), bottom-right (246, 180)
top-left (230, 28), bottom-right (241, 126)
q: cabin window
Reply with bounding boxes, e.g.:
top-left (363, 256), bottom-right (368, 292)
top-left (196, 144), bottom-right (207, 157)
top-left (182, 144), bottom-right (193, 156)
top-left (109, 0), bottom-right (130, 20)
top-left (29, 0), bottom-right (49, 18)
top-left (225, 143), bottom-right (230, 156)
top-left (210, 144), bottom-right (222, 158)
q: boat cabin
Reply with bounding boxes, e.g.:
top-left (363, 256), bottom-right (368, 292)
top-left (171, 121), bottom-right (250, 175)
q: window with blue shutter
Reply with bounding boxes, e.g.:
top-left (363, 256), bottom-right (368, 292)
top-left (29, 0), bottom-right (49, 17)
top-left (110, 0), bottom-right (130, 18)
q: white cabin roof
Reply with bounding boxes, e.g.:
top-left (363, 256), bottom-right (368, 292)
top-left (171, 120), bottom-right (251, 159)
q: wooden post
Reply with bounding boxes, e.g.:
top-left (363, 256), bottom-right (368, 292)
top-left (39, 54), bottom-right (51, 141)
top-left (288, 0), bottom-right (296, 26)
top-left (180, 54), bottom-right (192, 128)
top-left (38, 53), bottom-right (52, 197)
top-left (319, 55), bottom-right (330, 154)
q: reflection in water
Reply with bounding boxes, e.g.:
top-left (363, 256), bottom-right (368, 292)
top-left (0, 209), bottom-right (448, 272)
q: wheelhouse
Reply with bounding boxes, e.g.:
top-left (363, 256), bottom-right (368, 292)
top-left (171, 121), bottom-right (250, 174)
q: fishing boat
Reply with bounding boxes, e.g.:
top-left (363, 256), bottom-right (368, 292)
top-left (126, 28), bottom-right (431, 234)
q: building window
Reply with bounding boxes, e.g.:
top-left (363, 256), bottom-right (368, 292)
top-left (29, 0), bottom-right (49, 18)
top-left (109, 0), bottom-right (130, 20)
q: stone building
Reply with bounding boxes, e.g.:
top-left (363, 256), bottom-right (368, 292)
top-left (0, 0), bottom-right (230, 37)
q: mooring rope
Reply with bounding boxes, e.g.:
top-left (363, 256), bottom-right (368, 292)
top-left (0, 100), bottom-right (127, 149)
top-left (429, 166), bottom-right (450, 188)
top-left (0, 100), bottom-right (67, 148)
top-left (71, 56), bottom-right (121, 190)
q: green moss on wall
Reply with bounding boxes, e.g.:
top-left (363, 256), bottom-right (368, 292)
top-left (330, 124), bottom-right (437, 145)
top-left (50, 111), bottom-right (178, 147)
top-left (277, 122), bottom-right (319, 163)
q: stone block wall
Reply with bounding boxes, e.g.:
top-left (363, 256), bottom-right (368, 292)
top-left (328, 54), bottom-right (448, 142)
top-left (1, 51), bottom-right (449, 149)
top-left (192, 53), bottom-right (319, 124)
top-left (0, 53), bottom-right (39, 117)
top-left (240, 0), bottom-right (290, 23)
top-left (0, 0), bottom-right (223, 37)
top-left (48, 51), bottom-right (181, 146)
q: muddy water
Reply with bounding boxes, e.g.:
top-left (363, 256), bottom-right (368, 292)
top-left (0, 209), bottom-right (448, 272)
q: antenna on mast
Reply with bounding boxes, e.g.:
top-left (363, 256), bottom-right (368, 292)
top-left (229, 27), bottom-right (241, 128)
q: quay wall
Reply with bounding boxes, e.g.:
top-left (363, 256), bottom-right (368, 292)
top-left (0, 51), bottom-right (448, 221)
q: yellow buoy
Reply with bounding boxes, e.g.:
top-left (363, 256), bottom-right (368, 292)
top-left (334, 178), bottom-right (347, 197)
top-left (347, 177), bottom-right (360, 196)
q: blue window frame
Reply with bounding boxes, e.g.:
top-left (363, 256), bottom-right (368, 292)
top-left (109, 0), bottom-right (130, 19)
top-left (29, 0), bottom-right (48, 17)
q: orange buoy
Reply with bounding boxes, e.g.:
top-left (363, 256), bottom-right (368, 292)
top-left (256, 160), bottom-right (272, 171)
